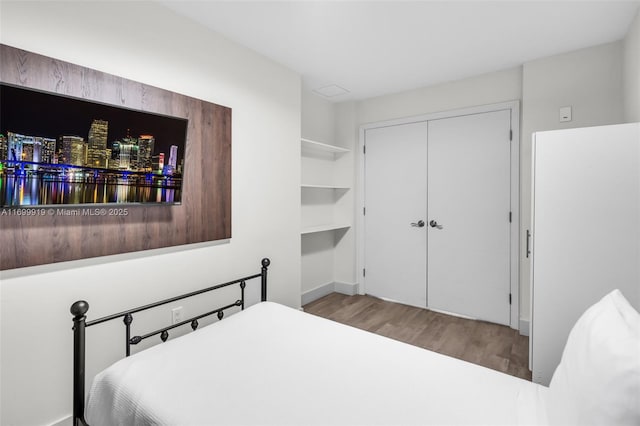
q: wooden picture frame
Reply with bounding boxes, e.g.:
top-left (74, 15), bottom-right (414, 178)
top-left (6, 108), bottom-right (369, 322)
top-left (0, 44), bottom-right (231, 270)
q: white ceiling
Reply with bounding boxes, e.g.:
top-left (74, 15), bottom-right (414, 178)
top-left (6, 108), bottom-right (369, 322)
top-left (162, 1), bottom-right (640, 102)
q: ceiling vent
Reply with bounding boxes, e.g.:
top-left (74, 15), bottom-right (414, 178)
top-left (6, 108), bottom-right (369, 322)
top-left (312, 84), bottom-right (350, 98)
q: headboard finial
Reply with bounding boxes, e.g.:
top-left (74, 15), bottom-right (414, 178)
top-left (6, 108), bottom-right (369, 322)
top-left (70, 300), bottom-right (89, 318)
top-left (260, 258), bottom-right (270, 302)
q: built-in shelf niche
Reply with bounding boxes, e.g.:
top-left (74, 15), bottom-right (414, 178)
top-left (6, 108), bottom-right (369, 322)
top-left (300, 134), bottom-right (355, 305)
top-left (301, 138), bottom-right (351, 235)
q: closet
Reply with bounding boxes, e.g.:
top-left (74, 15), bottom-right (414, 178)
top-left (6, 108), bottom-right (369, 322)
top-left (361, 102), bottom-right (519, 327)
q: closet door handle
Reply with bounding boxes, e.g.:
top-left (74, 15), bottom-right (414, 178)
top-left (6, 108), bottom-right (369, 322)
top-left (411, 220), bottom-right (425, 227)
top-left (429, 220), bottom-right (443, 229)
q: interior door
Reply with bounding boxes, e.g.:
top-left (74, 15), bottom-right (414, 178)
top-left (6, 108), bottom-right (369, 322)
top-left (426, 110), bottom-right (511, 325)
top-left (364, 122), bottom-right (428, 308)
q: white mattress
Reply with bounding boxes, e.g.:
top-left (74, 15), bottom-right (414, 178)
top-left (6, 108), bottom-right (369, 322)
top-left (86, 302), bottom-right (548, 425)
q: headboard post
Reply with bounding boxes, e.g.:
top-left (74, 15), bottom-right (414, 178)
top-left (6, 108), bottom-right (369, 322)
top-left (261, 258), bottom-right (270, 302)
top-left (71, 300), bottom-right (89, 426)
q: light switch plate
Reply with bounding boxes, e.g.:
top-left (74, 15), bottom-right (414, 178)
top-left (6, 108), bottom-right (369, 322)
top-left (559, 106), bottom-right (572, 122)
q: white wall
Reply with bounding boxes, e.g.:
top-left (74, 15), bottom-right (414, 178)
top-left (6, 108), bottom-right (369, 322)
top-left (624, 8), bottom-right (640, 122)
top-left (521, 41), bottom-right (624, 322)
top-left (356, 67), bottom-right (523, 125)
top-left (301, 90), bottom-right (336, 144)
top-left (333, 101), bottom-right (359, 286)
top-left (0, 2), bottom-right (301, 426)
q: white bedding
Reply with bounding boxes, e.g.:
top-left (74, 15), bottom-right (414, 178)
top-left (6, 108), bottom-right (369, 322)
top-left (86, 302), bottom-right (548, 426)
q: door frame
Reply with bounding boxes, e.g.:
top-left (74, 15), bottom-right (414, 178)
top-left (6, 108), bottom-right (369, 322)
top-left (356, 101), bottom-right (521, 330)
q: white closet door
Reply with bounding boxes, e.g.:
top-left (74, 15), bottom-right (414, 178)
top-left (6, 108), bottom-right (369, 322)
top-left (364, 122), bottom-right (428, 308)
top-left (427, 110), bottom-right (512, 325)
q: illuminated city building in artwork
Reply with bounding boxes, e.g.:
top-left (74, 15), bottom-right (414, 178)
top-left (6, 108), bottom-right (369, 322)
top-left (41, 137), bottom-right (57, 164)
top-left (138, 135), bottom-right (155, 172)
top-left (61, 135), bottom-right (86, 166)
top-left (152, 153), bottom-right (164, 174)
top-left (165, 144), bottom-right (178, 175)
top-left (21, 142), bottom-right (33, 162)
top-left (57, 136), bottom-right (66, 163)
top-left (21, 137), bottom-right (41, 170)
top-left (7, 132), bottom-right (27, 162)
top-left (3, 133), bottom-right (53, 168)
top-left (112, 137), bottom-right (139, 171)
top-left (86, 119), bottom-right (109, 168)
top-left (110, 141), bottom-right (121, 169)
top-left (0, 134), bottom-right (7, 160)
top-left (71, 139), bottom-right (87, 166)
top-left (20, 136), bottom-right (35, 160)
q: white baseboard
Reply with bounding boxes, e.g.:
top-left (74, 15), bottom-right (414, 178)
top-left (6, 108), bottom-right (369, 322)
top-left (301, 281), bottom-right (359, 305)
top-left (519, 318), bottom-right (530, 336)
top-left (49, 415), bottom-right (72, 426)
top-left (334, 281), bottom-right (358, 296)
top-left (301, 282), bottom-right (335, 305)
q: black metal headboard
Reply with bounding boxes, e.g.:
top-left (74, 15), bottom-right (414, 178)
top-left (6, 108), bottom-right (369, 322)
top-left (70, 258), bottom-right (270, 426)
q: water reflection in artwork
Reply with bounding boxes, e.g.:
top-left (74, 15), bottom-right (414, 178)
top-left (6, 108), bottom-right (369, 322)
top-left (1, 167), bottom-right (180, 206)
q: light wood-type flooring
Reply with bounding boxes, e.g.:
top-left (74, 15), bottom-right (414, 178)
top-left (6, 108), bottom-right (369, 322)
top-left (303, 293), bottom-right (532, 381)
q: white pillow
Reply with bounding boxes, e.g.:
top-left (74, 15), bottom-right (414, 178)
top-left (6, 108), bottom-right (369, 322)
top-left (546, 289), bottom-right (640, 425)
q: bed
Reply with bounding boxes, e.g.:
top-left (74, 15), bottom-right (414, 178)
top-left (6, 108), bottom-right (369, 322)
top-left (71, 258), bottom-right (640, 426)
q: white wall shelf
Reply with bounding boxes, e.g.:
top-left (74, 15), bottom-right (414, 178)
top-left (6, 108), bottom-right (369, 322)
top-left (301, 184), bottom-right (350, 190)
top-left (301, 138), bottom-right (350, 154)
top-left (301, 224), bottom-right (351, 235)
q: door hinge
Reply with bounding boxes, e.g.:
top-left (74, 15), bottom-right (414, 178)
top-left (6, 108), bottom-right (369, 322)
top-left (509, 129), bottom-right (513, 141)
top-left (363, 268), bottom-right (366, 277)
top-left (509, 293), bottom-right (512, 305)
top-left (509, 211), bottom-right (512, 223)
top-left (363, 207), bottom-right (366, 215)
top-left (363, 145), bottom-right (366, 154)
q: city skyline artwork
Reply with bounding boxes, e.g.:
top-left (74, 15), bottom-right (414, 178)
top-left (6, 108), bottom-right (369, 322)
top-left (0, 83), bottom-right (189, 207)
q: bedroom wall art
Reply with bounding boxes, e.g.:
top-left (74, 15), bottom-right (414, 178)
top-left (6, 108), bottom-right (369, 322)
top-left (0, 83), bottom-right (188, 207)
top-left (0, 44), bottom-right (232, 270)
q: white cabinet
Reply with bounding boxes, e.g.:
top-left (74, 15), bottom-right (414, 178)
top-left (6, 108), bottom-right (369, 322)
top-left (301, 138), bottom-right (353, 304)
top-left (529, 122), bottom-right (640, 385)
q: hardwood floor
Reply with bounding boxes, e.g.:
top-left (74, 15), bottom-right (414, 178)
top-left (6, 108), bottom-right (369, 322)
top-left (303, 293), bottom-right (532, 381)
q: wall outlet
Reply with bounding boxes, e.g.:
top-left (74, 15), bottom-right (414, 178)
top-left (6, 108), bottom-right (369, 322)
top-left (171, 306), bottom-right (184, 324)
